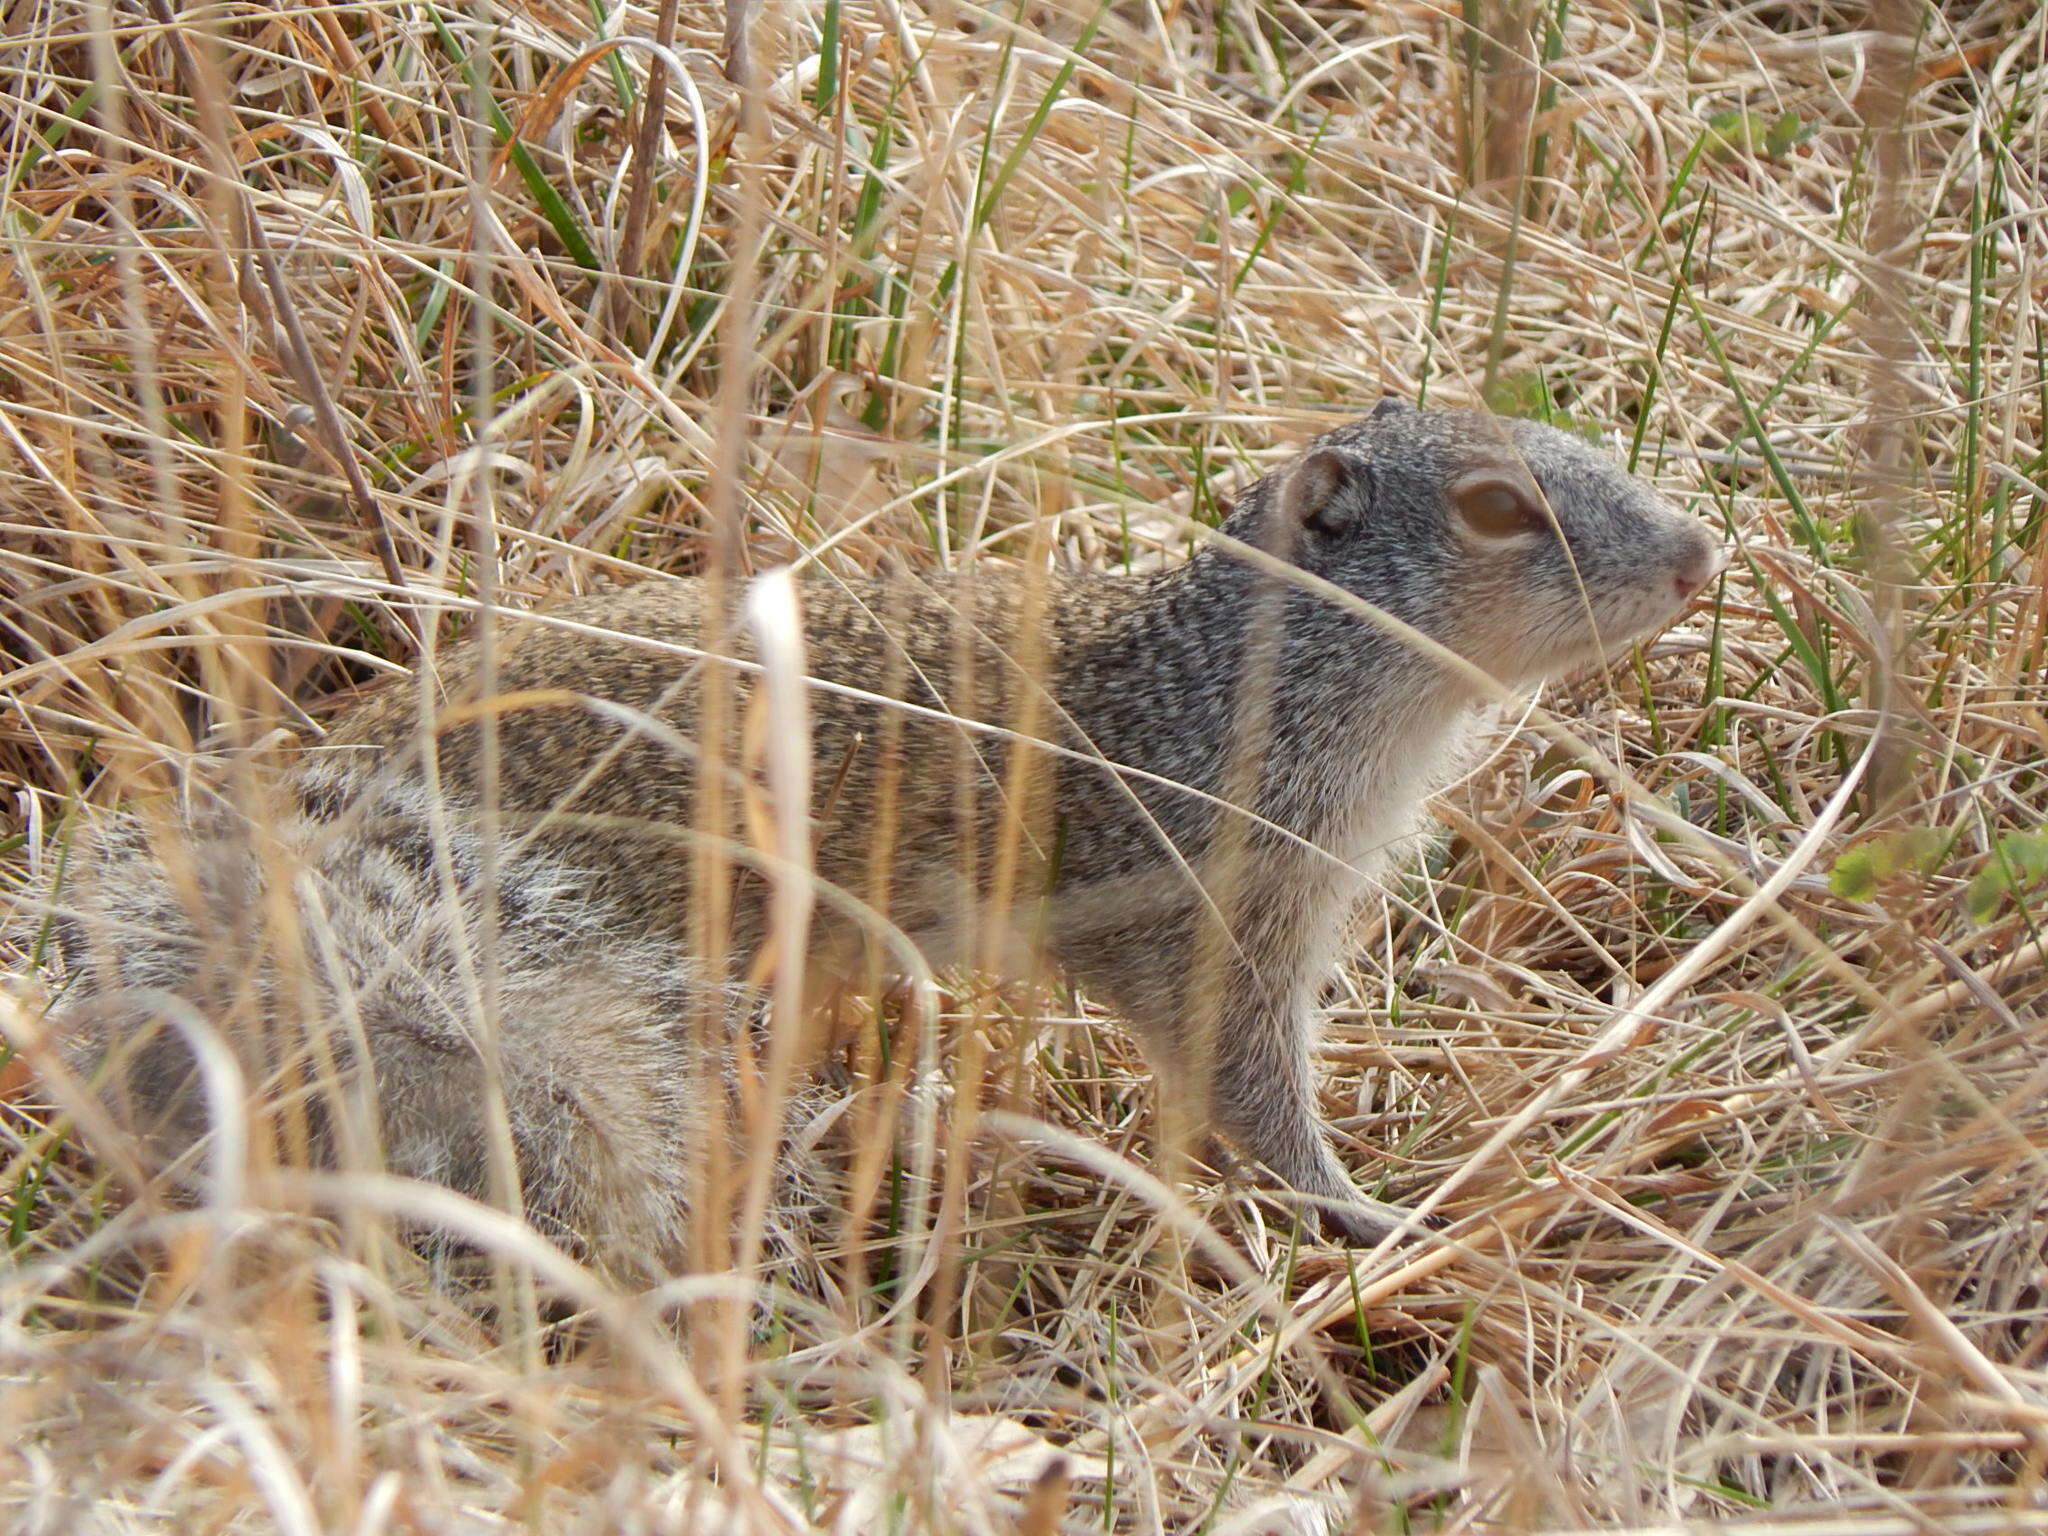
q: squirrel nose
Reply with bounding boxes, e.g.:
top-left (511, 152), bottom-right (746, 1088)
top-left (1672, 539), bottom-right (1728, 605)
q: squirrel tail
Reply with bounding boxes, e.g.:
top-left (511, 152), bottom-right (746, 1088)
top-left (12, 776), bottom-right (752, 1280)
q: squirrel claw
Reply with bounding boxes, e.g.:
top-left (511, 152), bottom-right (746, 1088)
top-left (1314, 1196), bottom-right (1435, 1247)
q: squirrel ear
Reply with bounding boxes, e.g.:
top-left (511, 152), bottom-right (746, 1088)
top-left (1370, 396), bottom-right (1417, 420)
top-left (1285, 447), bottom-right (1369, 538)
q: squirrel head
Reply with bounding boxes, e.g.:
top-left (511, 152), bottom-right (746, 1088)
top-left (1225, 400), bottom-right (1727, 688)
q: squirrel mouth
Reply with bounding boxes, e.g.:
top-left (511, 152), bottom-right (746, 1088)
top-left (1599, 587), bottom-right (1705, 658)
top-left (1528, 593), bottom-right (1699, 683)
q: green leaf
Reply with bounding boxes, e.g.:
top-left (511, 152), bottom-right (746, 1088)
top-left (1830, 829), bottom-right (1947, 902)
top-left (1701, 108), bottom-right (1811, 163)
top-left (584, 0), bottom-right (638, 106)
top-left (1765, 111), bottom-right (1813, 156)
top-left (1482, 369), bottom-right (1550, 419)
top-left (1968, 831), bottom-right (2048, 921)
top-left (1829, 844), bottom-right (1881, 902)
top-left (970, 0), bottom-right (1112, 233)
top-left (1966, 865), bottom-right (2007, 921)
top-left (815, 0), bottom-right (840, 113)
top-left (428, 6), bottom-right (602, 272)
top-left (1887, 827), bottom-right (1947, 874)
top-left (2010, 832), bottom-right (2048, 882)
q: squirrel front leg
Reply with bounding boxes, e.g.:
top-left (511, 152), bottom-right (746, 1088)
top-left (1195, 962), bottom-right (1419, 1244)
top-left (1061, 907), bottom-right (1417, 1245)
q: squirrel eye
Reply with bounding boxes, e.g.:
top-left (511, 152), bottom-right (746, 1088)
top-left (1452, 477), bottom-right (1546, 539)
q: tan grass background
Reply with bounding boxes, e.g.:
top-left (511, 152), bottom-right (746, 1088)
top-left (3, 0), bottom-right (2048, 1530)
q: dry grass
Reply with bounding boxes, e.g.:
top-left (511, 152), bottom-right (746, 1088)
top-left (3, 0), bottom-right (2048, 1529)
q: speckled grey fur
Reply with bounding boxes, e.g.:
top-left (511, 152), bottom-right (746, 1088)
top-left (38, 402), bottom-right (1724, 1257)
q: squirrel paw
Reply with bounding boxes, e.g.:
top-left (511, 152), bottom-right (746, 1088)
top-left (1313, 1195), bottom-right (1435, 1247)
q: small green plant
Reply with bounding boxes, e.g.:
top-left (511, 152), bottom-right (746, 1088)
top-left (1965, 830), bottom-right (2048, 921)
top-left (1702, 108), bottom-right (1815, 161)
top-left (1828, 827), bottom-right (1949, 902)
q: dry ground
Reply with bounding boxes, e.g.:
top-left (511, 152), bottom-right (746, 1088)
top-left (3, 0), bottom-right (2048, 1530)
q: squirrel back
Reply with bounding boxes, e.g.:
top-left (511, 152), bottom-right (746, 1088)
top-left (315, 402), bottom-right (1723, 969)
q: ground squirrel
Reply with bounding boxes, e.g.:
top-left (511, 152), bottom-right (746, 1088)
top-left (31, 400), bottom-right (1725, 1266)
